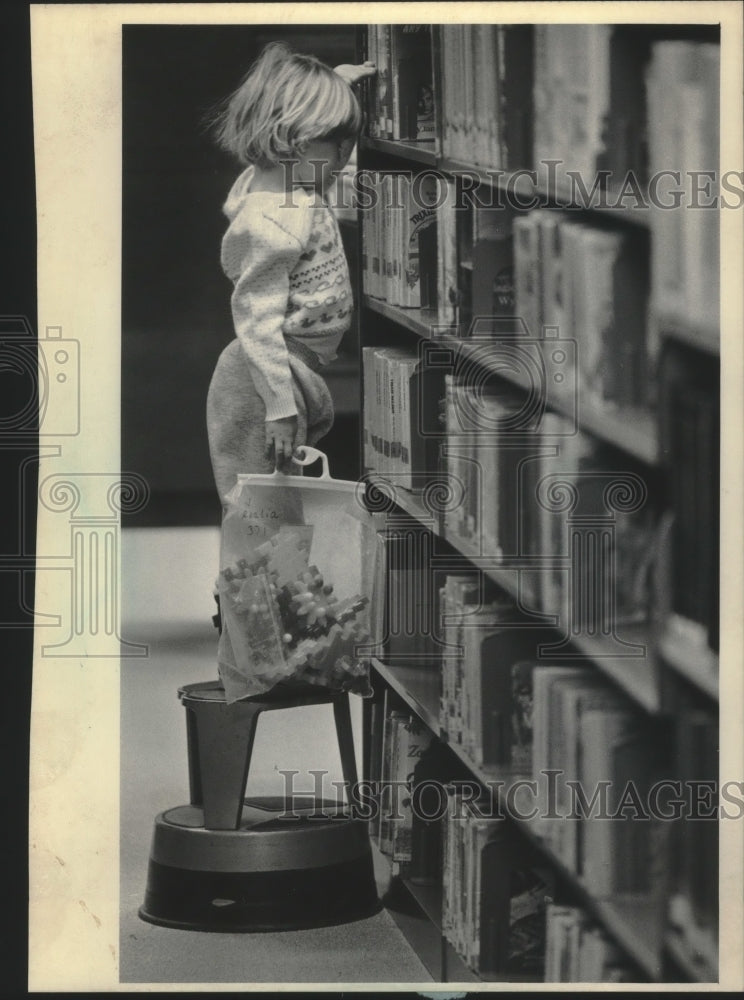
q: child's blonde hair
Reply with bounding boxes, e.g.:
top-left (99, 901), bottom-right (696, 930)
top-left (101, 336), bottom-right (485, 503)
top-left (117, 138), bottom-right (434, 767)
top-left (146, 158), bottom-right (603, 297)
top-left (212, 42), bottom-right (362, 167)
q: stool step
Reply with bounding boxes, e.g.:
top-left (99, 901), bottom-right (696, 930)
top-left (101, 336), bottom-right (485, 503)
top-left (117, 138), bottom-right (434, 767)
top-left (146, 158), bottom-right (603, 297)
top-left (179, 679), bottom-right (360, 830)
top-left (140, 803), bottom-right (381, 932)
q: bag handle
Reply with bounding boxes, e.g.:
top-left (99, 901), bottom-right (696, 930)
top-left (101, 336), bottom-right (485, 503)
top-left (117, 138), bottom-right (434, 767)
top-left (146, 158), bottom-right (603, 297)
top-left (229, 447), bottom-right (334, 500)
top-left (292, 445), bottom-right (332, 479)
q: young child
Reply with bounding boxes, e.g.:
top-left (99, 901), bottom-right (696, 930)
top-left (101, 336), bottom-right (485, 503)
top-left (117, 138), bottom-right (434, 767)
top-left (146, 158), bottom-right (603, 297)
top-left (206, 43), bottom-right (375, 501)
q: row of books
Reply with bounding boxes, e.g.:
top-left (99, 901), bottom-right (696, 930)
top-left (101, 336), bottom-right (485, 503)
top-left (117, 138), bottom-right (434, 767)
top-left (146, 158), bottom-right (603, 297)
top-left (361, 344), bottom-right (442, 487)
top-left (360, 173), bottom-right (517, 338)
top-left (439, 575), bottom-right (554, 771)
top-left (439, 24), bottom-right (533, 170)
top-left (362, 343), bottom-right (717, 656)
top-left (360, 172), bottom-right (441, 309)
top-left (369, 692), bottom-right (463, 884)
top-left (362, 159), bottom-right (716, 385)
top-left (532, 665), bottom-right (669, 897)
top-left (382, 24), bottom-right (719, 224)
top-left (647, 40), bottom-right (720, 333)
top-left (545, 903), bottom-right (637, 982)
top-left (366, 25), bottom-right (436, 142)
top-left (431, 23), bottom-right (644, 183)
top-left (369, 523), bottom-right (444, 665)
top-left (369, 682), bottom-right (718, 979)
top-left (512, 210), bottom-right (650, 412)
top-left (438, 576), bottom-right (670, 898)
top-left (442, 787), bottom-right (549, 976)
top-left (442, 376), bottom-right (659, 620)
top-left (532, 25), bottom-right (646, 188)
top-left (375, 700), bottom-right (434, 862)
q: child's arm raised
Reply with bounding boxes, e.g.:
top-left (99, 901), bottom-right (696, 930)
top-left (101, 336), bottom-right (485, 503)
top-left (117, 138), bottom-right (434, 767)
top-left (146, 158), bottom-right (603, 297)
top-left (333, 61), bottom-right (376, 87)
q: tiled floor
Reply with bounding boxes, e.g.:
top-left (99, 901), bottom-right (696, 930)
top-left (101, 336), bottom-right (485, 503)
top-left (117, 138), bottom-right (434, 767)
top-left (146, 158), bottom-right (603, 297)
top-left (120, 527), bottom-right (429, 985)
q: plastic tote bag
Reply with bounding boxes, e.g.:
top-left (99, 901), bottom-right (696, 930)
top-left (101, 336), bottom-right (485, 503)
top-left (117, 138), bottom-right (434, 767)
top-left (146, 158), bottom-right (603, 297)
top-left (217, 447), bottom-right (378, 703)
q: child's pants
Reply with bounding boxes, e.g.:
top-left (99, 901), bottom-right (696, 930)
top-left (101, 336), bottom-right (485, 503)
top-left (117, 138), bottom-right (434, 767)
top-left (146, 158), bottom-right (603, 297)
top-left (206, 337), bottom-right (334, 502)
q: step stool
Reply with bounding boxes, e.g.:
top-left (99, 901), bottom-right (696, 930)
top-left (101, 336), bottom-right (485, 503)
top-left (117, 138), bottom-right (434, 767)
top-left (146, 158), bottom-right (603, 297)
top-left (139, 680), bottom-right (380, 932)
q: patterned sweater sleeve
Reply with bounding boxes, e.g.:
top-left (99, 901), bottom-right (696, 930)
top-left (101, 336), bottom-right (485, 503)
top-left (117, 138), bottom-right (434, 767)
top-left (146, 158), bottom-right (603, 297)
top-left (228, 206), bottom-right (309, 421)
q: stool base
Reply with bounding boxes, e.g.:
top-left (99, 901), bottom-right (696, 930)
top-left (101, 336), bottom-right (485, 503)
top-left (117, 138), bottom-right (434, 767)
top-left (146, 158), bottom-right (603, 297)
top-left (139, 796), bottom-right (381, 932)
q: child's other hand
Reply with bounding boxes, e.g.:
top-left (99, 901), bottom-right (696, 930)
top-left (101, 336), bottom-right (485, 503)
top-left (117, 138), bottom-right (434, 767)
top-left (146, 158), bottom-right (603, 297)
top-left (265, 416), bottom-right (298, 469)
top-left (333, 62), bottom-right (377, 87)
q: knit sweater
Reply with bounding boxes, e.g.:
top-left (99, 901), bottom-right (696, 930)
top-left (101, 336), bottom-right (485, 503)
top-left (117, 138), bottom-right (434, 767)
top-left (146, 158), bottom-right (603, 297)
top-left (221, 165), bottom-right (353, 421)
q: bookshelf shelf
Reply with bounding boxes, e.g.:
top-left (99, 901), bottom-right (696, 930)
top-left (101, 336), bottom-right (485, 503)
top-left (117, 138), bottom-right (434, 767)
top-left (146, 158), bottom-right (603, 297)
top-left (443, 528), bottom-right (546, 613)
top-left (438, 156), bottom-right (653, 229)
top-left (362, 294), bottom-right (436, 338)
top-left (659, 317), bottom-right (720, 358)
top-left (402, 877), bottom-right (443, 928)
top-left (569, 627), bottom-right (661, 715)
top-left (361, 136), bottom-right (439, 166)
top-left (658, 627), bottom-right (718, 702)
top-left (372, 657), bottom-right (440, 734)
top-left (362, 296), bottom-right (659, 464)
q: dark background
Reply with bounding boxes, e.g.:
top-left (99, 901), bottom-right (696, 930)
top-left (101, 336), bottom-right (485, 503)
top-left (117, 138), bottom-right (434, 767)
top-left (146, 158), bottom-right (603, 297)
top-left (122, 25), bottom-right (361, 527)
top-left (1, 6), bottom-right (34, 994)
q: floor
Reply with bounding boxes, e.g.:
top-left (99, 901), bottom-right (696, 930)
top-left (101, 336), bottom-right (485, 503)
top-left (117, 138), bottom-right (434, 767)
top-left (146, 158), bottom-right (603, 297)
top-left (120, 527), bottom-right (430, 985)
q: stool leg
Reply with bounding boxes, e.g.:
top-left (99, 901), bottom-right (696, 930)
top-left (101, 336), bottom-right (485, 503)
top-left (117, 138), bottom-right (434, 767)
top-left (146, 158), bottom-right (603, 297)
top-left (333, 695), bottom-right (359, 796)
top-left (185, 707), bottom-right (202, 807)
top-left (194, 701), bottom-right (262, 830)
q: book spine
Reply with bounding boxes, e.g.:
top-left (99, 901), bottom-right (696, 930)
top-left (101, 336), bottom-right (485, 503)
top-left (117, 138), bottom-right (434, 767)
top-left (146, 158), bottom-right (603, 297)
top-left (399, 357), bottom-right (414, 490)
top-left (513, 213), bottom-right (541, 337)
top-left (377, 25), bottom-right (392, 138)
top-left (451, 27), bottom-right (465, 160)
top-left (478, 633), bottom-right (511, 766)
top-left (367, 26), bottom-right (379, 139)
top-left (647, 42), bottom-right (689, 324)
top-left (437, 178), bottom-right (458, 328)
top-left (369, 172), bottom-right (380, 299)
top-left (373, 347), bottom-right (384, 472)
top-left (532, 25), bottom-right (551, 180)
top-left (395, 174), bottom-right (404, 306)
top-left (538, 213), bottom-right (565, 334)
top-left (390, 713), bottom-right (410, 862)
top-left (389, 350), bottom-right (400, 478)
top-left (376, 689), bottom-right (393, 849)
top-left (362, 345), bottom-right (375, 471)
top-left (390, 26), bottom-right (401, 141)
top-left (579, 708), bottom-right (631, 895)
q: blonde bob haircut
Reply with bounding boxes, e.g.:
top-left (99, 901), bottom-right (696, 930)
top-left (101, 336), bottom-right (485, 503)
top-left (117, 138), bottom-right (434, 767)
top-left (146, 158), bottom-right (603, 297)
top-left (212, 42), bottom-right (362, 167)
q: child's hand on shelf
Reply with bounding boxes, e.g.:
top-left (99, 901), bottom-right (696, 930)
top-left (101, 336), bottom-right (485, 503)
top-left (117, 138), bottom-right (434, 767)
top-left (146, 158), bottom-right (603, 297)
top-left (333, 61), bottom-right (377, 87)
top-left (265, 415), bottom-right (298, 470)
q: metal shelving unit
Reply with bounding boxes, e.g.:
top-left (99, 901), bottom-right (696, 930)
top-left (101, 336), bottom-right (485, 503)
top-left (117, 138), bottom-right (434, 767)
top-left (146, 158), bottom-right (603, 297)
top-left (358, 20), bottom-right (720, 986)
